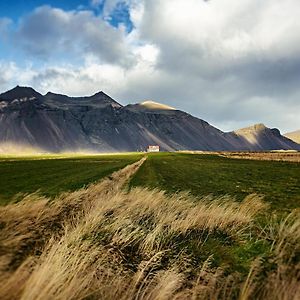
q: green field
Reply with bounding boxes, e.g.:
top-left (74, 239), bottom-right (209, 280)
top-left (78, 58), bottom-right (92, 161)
top-left (1, 152), bottom-right (299, 211)
top-left (127, 152), bottom-right (300, 274)
top-left (0, 153), bottom-right (142, 205)
top-left (1, 152), bottom-right (299, 298)
top-left (130, 153), bottom-right (300, 212)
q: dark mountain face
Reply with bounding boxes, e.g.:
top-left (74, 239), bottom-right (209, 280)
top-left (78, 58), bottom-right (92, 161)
top-left (44, 91), bottom-right (122, 109)
top-left (0, 86), bottom-right (43, 102)
top-left (0, 86), bottom-right (299, 152)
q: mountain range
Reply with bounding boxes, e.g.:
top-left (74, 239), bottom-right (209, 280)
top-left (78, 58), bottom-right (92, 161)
top-left (0, 86), bottom-right (299, 153)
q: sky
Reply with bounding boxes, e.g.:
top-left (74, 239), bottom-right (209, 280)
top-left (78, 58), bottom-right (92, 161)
top-left (0, 0), bottom-right (299, 133)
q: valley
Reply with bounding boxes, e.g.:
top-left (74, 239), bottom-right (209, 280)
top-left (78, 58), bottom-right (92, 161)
top-left (1, 1), bottom-right (299, 298)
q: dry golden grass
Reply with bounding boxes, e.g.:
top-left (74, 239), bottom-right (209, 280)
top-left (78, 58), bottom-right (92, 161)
top-left (220, 151), bottom-right (300, 163)
top-left (241, 212), bottom-right (300, 300)
top-left (0, 157), bottom-right (299, 299)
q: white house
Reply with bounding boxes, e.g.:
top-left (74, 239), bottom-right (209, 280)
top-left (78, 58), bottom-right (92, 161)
top-left (147, 145), bottom-right (160, 152)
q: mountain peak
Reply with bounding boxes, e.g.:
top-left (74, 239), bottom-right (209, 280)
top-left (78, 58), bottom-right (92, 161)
top-left (125, 100), bottom-right (177, 114)
top-left (139, 100), bottom-right (175, 111)
top-left (88, 91), bottom-right (122, 107)
top-left (45, 91), bottom-right (59, 96)
top-left (252, 123), bottom-right (267, 130)
top-left (91, 91), bottom-right (106, 97)
top-left (44, 90), bottom-right (122, 108)
top-left (235, 123), bottom-right (267, 135)
top-left (0, 86), bottom-right (42, 101)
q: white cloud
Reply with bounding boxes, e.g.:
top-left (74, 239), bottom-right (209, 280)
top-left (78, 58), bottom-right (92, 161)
top-left (90, 0), bottom-right (103, 7)
top-left (138, 0), bottom-right (300, 71)
top-left (0, 61), bottom-right (38, 90)
top-left (13, 6), bottom-right (133, 66)
top-left (1, 1), bottom-right (300, 132)
top-left (132, 44), bottom-right (159, 64)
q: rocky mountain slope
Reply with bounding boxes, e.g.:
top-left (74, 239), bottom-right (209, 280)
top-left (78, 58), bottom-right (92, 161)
top-left (229, 124), bottom-right (300, 151)
top-left (0, 86), bottom-right (299, 152)
top-left (284, 130), bottom-right (300, 144)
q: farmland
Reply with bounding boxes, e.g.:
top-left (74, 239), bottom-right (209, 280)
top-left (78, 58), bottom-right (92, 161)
top-left (0, 153), bottom-right (142, 205)
top-left (1, 152), bottom-right (298, 210)
top-left (130, 152), bottom-right (300, 212)
top-left (0, 152), bottom-right (299, 299)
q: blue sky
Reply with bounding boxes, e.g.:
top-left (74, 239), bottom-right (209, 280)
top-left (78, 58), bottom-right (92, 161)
top-left (0, 0), bottom-right (133, 32)
top-left (0, 1), bottom-right (90, 19)
top-left (0, 0), bottom-right (299, 133)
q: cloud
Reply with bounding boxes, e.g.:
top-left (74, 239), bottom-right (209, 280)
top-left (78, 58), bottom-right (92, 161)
top-left (0, 61), bottom-right (37, 90)
top-left (0, 1), bottom-right (300, 133)
top-left (90, 0), bottom-right (104, 7)
top-left (13, 6), bottom-right (133, 66)
top-left (101, 0), bottom-right (131, 15)
top-left (0, 62), bottom-right (16, 88)
top-left (137, 0), bottom-right (300, 74)
top-left (130, 0), bottom-right (300, 131)
top-left (101, 0), bottom-right (143, 26)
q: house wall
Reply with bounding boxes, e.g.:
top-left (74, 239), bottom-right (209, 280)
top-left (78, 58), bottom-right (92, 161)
top-left (147, 146), bottom-right (160, 152)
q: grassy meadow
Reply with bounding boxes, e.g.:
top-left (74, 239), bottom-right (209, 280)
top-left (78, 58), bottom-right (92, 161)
top-left (130, 153), bottom-right (300, 211)
top-left (0, 153), bottom-right (142, 205)
top-left (0, 152), bottom-right (299, 299)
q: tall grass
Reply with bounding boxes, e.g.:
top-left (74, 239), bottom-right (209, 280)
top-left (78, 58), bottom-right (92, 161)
top-left (0, 158), bottom-right (299, 299)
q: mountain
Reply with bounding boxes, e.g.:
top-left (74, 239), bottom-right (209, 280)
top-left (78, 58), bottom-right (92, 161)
top-left (44, 91), bottom-right (122, 109)
top-left (126, 100), bottom-right (176, 113)
top-left (0, 86), bottom-right (299, 152)
top-left (230, 123), bottom-right (300, 151)
top-left (284, 130), bottom-right (300, 144)
top-left (0, 85), bottom-right (43, 102)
